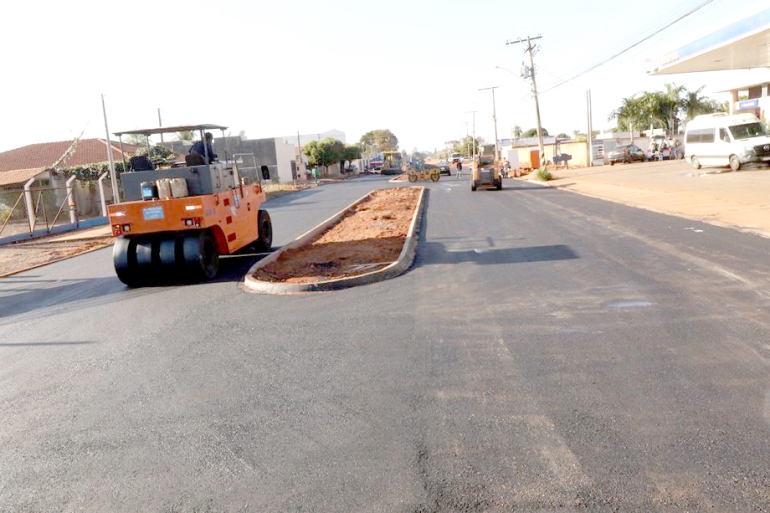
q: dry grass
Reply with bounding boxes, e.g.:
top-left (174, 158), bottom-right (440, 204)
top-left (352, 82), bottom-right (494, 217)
top-left (263, 182), bottom-right (316, 199)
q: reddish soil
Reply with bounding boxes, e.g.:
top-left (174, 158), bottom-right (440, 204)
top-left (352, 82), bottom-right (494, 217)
top-left (0, 238), bottom-right (114, 277)
top-left (253, 187), bottom-right (420, 284)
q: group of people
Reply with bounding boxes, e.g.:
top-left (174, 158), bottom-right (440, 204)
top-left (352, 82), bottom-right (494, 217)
top-left (648, 137), bottom-right (679, 161)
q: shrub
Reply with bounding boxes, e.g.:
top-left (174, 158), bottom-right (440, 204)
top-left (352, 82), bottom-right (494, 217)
top-left (535, 166), bottom-right (553, 181)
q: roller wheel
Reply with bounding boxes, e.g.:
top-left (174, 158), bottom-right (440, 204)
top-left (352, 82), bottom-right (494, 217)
top-left (158, 236), bottom-right (183, 282)
top-left (134, 237), bottom-right (155, 278)
top-left (253, 210), bottom-right (273, 252)
top-left (408, 172), bottom-right (418, 183)
top-left (496, 179), bottom-right (502, 190)
top-left (182, 231), bottom-right (219, 281)
top-left (113, 236), bottom-right (143, 287)
top-left (430, 171), bottom-right (440, 182)
top-left (729, 155), bottom-right (741, 171)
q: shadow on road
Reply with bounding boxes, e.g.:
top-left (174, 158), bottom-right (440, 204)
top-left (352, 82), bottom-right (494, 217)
top-left (417, 242), bottom-right (579, 266)
top-left (0, 252), bottom-right (273, 320)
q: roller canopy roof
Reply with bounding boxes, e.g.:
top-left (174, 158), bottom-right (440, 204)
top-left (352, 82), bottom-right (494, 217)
top-left (114, 124), bottom-right (228, 136)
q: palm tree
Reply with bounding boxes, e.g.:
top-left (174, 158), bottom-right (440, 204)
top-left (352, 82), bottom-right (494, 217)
top-left (682, 86), bottom-right (725, 122)
top-left (662, 83), bottom-right (686, 132)
top-left (608, 95), bottom-right (646, 131)
top-left (612, 84), bottom-right (724, 135)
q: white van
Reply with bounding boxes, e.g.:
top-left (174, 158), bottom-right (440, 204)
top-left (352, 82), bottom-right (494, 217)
top-left (684, 113), bottom-right (770, 171)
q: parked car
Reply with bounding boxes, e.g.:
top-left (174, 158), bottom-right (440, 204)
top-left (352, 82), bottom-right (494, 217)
top-left (608, 144), bottom-right (646, 165)
top-left (439, 164), bottom-right (451, 176)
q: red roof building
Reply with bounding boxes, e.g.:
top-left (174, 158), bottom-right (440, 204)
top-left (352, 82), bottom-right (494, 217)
top-left (0, 139), bottom-right (138, 187)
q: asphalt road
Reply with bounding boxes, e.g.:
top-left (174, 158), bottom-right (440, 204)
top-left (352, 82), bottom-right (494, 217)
top-left (2, 175), bottom-right (770, 511)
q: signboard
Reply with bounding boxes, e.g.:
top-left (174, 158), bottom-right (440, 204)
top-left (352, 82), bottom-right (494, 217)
top-left (142, 206), bottom-right (165, 221)
top-left (738, 98), bottom-right (759, 110)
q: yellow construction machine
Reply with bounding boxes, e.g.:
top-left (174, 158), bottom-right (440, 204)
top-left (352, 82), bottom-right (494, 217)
top-left (470, 158), bottom-right (503, 191)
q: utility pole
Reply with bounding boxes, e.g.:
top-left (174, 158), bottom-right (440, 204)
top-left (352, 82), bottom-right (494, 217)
top-left (478, 87), bottom-right (500, 163)
top-left (586, 89), bottom-right (593, 167)
top-left (464, 121), bottom-right (469, 158)
top-left (101, 94), bottom-right (120, 203)
top-left (507, 34), bottom-right (544, 169)
top-left (465, 110), bottom-right (477, 159)
top-left (157, 108), bottom-right (164, 145)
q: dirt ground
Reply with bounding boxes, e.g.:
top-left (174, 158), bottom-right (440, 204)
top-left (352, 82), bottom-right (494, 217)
top-left (253, 187), bottom-right (420, 284)
top-left (0, 237), bottom-right (115, 277)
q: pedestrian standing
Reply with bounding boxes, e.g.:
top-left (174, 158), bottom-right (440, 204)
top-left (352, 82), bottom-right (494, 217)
top-left (456, 161), bottom-right (463, 179)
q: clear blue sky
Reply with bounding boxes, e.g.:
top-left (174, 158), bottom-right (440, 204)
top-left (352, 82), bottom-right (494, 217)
top-left (2, 0), bottom-right (768, 154)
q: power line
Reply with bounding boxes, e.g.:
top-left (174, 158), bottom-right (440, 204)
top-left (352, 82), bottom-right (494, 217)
top-left (539, 0), bottom-right (714, 94)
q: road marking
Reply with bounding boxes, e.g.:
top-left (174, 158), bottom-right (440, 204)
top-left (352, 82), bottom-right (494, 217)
top-left (765, 389), bottom-right (770, 427)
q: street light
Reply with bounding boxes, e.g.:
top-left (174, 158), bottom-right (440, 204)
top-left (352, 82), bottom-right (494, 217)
top-left (463, 121), bottom-right (469, 158)
top-left (465, 110), bottom-right (477, 159)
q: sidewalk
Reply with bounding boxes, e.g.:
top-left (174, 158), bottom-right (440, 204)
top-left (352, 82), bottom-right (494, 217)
top-left (526, 159), bottom-right (770, 239)
top-left (44, 224), bottom-right (113, 242)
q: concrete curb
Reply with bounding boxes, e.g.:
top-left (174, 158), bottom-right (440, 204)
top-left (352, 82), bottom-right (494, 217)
top-left (242, 186), bottom-right (425, 294)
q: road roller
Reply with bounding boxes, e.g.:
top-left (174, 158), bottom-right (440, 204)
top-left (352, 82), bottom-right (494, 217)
top-left (107, 124), bottom-right (272, 287)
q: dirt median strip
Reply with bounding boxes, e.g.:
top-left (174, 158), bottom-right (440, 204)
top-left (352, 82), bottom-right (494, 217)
top-left (243, 186), bottom-right (425, 293)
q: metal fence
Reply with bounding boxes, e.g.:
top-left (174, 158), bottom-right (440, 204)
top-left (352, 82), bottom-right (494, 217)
top-left (0, 181), bottom-right (113, 241)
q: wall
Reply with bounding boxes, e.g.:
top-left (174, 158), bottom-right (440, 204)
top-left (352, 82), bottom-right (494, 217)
top-left (165, 137), bottom-right (281, 182)
top-left (165, 133), bottom-right (358, 183)
top-left (273, 139), bottom-right (298, 183)
top-left (503, 140), bottom-right (591, 168)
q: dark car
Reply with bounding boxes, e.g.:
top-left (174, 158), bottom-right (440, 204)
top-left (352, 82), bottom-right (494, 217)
top-left (439, 164), bottom-right (451, 176)
top-left (608, 144), bottom-right (646, 165)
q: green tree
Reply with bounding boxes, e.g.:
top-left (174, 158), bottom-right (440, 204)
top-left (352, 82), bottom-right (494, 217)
top-left (124, 134), bottom-right (150, 147)
top-left (134, 144), bottom-right (177, 166)
top-left (458, 136), bottom-right (481, 157)
top-left (176, 131), bottom-right (194, 142)
top-left (303, 138), bottom-right (345, 176)
top-left (342, 144), bottom-right (363, 172)
top-left (609, 83), bottom-right (725, 133)
top-left (682, 86), bottom-right (726, 122)
top-left (608, 94), bottom-right (648, 132)
top-left (359, 129), bottom-right (399, 157)
top-left (522, 127), bottom-right (549, 137)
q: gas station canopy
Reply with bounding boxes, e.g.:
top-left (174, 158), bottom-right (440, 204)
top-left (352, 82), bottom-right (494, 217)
top-left (652, 6), bottom-right (770, 74)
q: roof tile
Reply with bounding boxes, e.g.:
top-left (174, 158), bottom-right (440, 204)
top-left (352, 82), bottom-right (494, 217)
top-left (0, 139), bottom-right (139, 173)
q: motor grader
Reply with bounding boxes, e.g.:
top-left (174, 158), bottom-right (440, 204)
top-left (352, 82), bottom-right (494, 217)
top-left (107, 124), bottom-right (272, 287)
